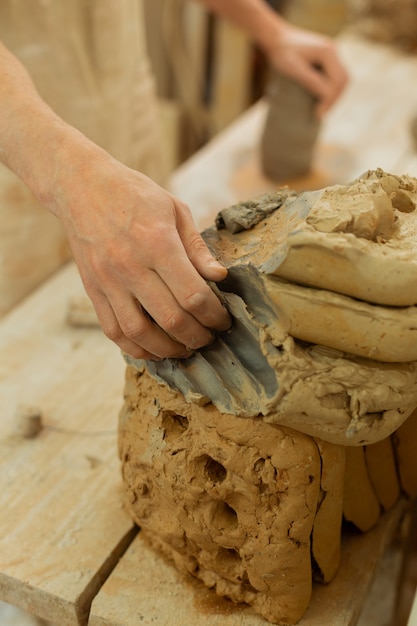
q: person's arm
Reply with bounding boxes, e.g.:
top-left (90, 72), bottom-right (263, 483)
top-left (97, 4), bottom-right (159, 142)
top-left (0, 42), bottom-right (231, 360)
top-left (196, 0), bottom-right (348, 116)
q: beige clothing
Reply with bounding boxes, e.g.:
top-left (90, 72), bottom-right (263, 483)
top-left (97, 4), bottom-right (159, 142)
top-left (0, 0), bottom-right (165, 315)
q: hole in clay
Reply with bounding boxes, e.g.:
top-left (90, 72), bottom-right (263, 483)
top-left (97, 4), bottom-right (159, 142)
top-left (274, 344), bottom-right (285, 353)
top-left (253, 458), bottom-right (265, 473)
top-left (161, 411), bottom-right (189, 441)
top-left (391, 190), bottom-right (416, 213)
top-left (212, 500), bottom-right (239, 531)
top-left (240, 571), bottom-right (258, 595)
top-left (138, 483), bottom-right (149, 496)
top-left (204, 457), bottom-right (227, 483)
top-left (216, 547), bottom-right (242, 566)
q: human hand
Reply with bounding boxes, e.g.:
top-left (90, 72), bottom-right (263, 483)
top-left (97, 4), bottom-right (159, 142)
top-left (0, 40), bottom-right (231, 361)
top-left (54, 153), bottom-right (231, 360)
top-left (264, 24), bottom-right (349, 117)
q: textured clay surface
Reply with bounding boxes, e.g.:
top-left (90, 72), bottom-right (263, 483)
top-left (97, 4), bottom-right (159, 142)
top-left (119, 367), bottom-right (328, 625)
top-left (127, 171), bottom-right (417, 446)
top-left (120, 170), bottom-right (417, 624)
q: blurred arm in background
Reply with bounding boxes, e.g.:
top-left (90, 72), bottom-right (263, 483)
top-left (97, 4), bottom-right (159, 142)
top-left (196, 0), bottom-right (349, 116)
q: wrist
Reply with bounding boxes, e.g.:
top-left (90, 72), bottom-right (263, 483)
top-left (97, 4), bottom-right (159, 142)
top-left (256, 13), bottom-right (291, 62)
top-left (3, 98), bottom-right (109, 224)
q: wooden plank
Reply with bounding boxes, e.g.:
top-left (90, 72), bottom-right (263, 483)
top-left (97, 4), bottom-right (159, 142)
top-left (143, 0), bottom-right (173, 97)
top-left (88, 503), bottom-right (405, 626)
top-left (0, 262), bottom-right (135, 626)
top-left (210, 20), bottom-right (253, 133)
top-left (183, 1), bottom-right (209, 97)
top-left (158, 97), bottom-right (183, 172)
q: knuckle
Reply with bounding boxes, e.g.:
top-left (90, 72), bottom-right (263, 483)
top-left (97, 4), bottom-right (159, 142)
top-left (121, 319), bottom-right (149, 344)
top-left (183, 289), bottom-right (210, 314)
top-left (188, 231), bottom-right (205, 247)
top-left (102, 315), bottom-right (149, 346)
top-left (158, 308), bottom-right (188, 335)
top-left (187, 233), bottom-right (209, 256)
top-left (101, 320), bottom-right (123, 343)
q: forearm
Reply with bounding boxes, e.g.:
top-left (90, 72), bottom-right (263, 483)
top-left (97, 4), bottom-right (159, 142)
top-left (0, 40), bottom-right (231, 359)
top-left (0, 41), bottom-right (104, 220)
top-left (194, 0), bottom-right (348, 115)
top-left (194, 0), bottom-right (288, 56)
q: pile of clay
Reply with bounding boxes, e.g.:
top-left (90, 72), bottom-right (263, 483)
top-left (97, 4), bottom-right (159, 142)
top-left (119, 169), bottom-right (417, 625)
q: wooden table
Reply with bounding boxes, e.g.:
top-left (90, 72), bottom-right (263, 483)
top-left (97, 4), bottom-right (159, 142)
top-left (1, 31), bottom-right (417, 626)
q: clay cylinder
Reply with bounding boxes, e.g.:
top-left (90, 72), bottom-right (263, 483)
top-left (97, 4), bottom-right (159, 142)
top-left (260, 72), bottom-right (320, 180)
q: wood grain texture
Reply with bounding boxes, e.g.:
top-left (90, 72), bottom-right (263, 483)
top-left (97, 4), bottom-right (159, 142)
top-left (0, 263), bottom-right (135, 625)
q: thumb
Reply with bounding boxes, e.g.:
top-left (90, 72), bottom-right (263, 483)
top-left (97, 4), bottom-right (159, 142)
top-left (187, 231), bottom-right (228, 281)
top-left (176, 202), bottom-right (227, 281)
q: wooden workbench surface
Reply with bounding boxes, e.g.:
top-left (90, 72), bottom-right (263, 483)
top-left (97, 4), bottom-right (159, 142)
top-left (0, 264), bottom-right (135, 626)
top-left (1, 31), bottom-right (417, 626)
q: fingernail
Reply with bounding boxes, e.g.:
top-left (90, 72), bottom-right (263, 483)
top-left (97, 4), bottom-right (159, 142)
top-left (208, 258), bottom-right (227, 273)
top-left (186, 331), bottom-right (215, 352)
top-left (179, 350), bottom-right (194, 359)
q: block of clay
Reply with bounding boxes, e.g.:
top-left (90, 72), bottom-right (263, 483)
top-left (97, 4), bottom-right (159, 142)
top-left (126, 170), bottom-right (417, 446)
top-left (343, 446), bottom-right (381, 532)
top-left (311, 440), bottom-right (345, 583)
top-left (364, 437), bottom-right (400, 511)
top-left (119, 170), bottom-right (417, 626)
top-left (260, 72), bottom-right (320, 180)
top-left (128, 287), bottom-right (417, 445)
top-left (393, 407), bottom-right (417, 498)
top-left (119, 367), bottom-right (322, 625)
top-left (213, 169), bottom-right (417, 307)
top-left (264, 277), bottom-right (417, 363)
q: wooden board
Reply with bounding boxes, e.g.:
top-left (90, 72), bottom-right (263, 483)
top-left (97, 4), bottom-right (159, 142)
top-left (210, 19), bottom-right (253, 133)
top-left (0, 263), bottom-right (135, 626)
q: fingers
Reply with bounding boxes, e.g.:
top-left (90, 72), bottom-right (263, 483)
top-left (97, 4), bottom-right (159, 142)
top-left (66, 167), bottom-right (231, 360)
top-left (129, 266), bottom-right (220, 351)
top-left (86, 241), bottom-right (230, 360)
top-left (288, 45), bottom-right (348, 117)
top-left (174, 198), bottom-right (229, 282)
top-left (311, 47), bottom-right (349, 116)
top-left (141, 232), bottom-right (230, 346)
top-left (90, 290), bottom-right (191, 360)
top-left (271, 27), bottom-right (349, 117)
top-left (294, 63), bottom-right (344, 118)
